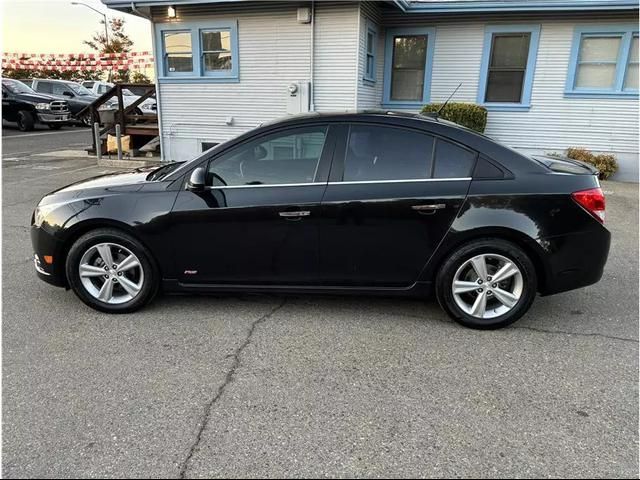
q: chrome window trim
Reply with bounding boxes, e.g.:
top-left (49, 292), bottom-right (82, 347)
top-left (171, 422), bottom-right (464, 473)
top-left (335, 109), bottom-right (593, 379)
top-left (200, 177), bottom-right (472, 190)
top-left (328, 178), bottom-right (472, 185)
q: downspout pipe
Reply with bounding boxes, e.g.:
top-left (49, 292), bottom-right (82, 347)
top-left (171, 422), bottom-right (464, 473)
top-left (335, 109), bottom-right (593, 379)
top-left (131, 2), bottom-right (166, 161)
top-left (309, 0), bottom-right (315, 112)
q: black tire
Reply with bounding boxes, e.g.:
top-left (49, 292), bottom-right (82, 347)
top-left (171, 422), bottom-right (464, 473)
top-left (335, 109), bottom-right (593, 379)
top-left (16, 110), bottom-right (35, 131)
top-left (66, 228), bottom-right (159, 313)
top-left (435, 238), bottom-right (537, 330)
top-left (48, 123), bottom-right (62, 130)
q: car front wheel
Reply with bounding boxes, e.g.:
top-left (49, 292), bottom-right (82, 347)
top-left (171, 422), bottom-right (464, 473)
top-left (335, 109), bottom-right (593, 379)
top-left (436, 239), bottom-right (537, 329)
top-left (17, 110), bottom-right (35, 131)
top-left (66, 229), bottom-right (158, 313)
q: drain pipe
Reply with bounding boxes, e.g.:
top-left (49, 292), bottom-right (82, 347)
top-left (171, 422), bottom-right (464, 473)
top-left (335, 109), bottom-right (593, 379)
top-left (309, 0), bottom-right (315, 112)
top-left (131, 2), bottom-right (165, 161)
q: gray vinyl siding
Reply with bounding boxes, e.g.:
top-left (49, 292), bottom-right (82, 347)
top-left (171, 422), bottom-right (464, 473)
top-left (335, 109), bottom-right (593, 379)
top-left (154, 2), bottom-right (358, 161)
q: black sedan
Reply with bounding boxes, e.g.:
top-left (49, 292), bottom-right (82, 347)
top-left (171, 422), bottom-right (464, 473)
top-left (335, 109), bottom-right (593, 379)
top-left (31, 111), bottom-right (610, 329)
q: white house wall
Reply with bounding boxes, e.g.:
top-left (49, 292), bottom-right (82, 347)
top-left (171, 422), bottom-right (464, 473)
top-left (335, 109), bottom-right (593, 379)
top-left (154, 2), bottom-right (359, 161)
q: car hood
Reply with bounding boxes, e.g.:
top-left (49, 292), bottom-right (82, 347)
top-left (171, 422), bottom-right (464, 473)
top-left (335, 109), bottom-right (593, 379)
top-left (40, 166), bottom-right (161, 204)
top-left (16, 92), bottom-right (61, 103)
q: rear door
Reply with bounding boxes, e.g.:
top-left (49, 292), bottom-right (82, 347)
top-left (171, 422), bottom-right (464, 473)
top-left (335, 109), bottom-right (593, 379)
top-left (318, 122), bottom-right (476, 287)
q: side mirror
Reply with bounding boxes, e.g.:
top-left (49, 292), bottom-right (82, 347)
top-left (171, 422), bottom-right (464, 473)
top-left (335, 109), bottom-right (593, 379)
top-left (187, 167), bottom-right (206, 191)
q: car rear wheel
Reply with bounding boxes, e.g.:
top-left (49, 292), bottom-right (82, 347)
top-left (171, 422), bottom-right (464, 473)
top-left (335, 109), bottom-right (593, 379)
top-left (66, 229), bottom-right (159, 313)
top-left (436, 239), bottom-right (537, 329)
top-left (17, 110), bottom-right (35, 131)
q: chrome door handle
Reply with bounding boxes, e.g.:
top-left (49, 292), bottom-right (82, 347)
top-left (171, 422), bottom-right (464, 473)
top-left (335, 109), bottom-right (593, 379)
top-left (279, 210), bottom-right (311, 218)
top-left (412, 203), bottom-right (446, 211)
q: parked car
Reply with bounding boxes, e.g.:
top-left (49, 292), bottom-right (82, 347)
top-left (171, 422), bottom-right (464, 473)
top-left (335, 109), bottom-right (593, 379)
top-left (20, 79), bottom-right (98, 126)
top-left (2, 78), bottom-right (71, 131)
top-left (31, 111), bottom-right (610, 329)
top-left (81, 80), bottom-right (157, 114)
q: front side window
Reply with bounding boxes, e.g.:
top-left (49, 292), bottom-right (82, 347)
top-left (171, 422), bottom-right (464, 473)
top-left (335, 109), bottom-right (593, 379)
top-left (383, 28), bottom-right (435, 106)
top-left (51, 83), bottom-right (69, 96)
top-left (343, 125), bottom-right (434, 181)
top-left (478, 25), bottom-right (540, 108)
top-left (208, 126), bottom-right (327, 186)
top-left (201, 29), bottom-right (232, 73)
top-left (36, 81), bottom-right (52, 94)
top-left (567, 27), bottom-right (638, 95)
top-left (163, 31), bottom-right (193, 74)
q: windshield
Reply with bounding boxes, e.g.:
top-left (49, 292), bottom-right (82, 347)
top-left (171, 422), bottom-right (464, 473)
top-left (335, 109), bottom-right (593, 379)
top-left (2, 79), bottom-right (36, 94)
top-left (67, 83), bottom-right (93, 96)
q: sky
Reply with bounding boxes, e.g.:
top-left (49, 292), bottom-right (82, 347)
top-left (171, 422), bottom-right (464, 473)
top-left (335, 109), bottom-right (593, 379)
top-left (2, 0), bottom-right (153, 54)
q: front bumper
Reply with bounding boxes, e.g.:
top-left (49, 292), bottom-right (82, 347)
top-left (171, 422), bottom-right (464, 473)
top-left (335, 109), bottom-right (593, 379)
top-left (31, 225), bottom-right (67, 287)
top-left (37, 112), bottom-right (70, 123)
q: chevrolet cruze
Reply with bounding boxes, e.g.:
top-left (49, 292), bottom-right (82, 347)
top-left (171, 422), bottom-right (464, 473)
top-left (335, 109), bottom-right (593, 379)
top-left (31, 111), bottom-right (610, 329)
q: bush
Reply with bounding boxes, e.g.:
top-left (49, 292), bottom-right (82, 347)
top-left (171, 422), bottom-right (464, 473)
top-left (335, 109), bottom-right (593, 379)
top-left (565, 147), bottom-right (618, 180)
top-left (421, 102), bottom-right (488, 133)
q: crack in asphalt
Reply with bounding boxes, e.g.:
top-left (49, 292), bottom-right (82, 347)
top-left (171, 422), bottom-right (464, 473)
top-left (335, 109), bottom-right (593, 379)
top-left (511, 325), bottom-right (638, 344)
top-left (177, 298), bottom-right (287, 479)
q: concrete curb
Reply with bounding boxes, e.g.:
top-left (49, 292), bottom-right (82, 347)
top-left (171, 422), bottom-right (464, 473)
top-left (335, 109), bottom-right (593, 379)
top-left (97, 158), bottom-right (163, 168)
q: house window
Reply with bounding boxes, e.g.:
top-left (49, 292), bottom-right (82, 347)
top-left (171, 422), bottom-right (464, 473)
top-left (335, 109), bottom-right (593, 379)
top-left (157, 21), bottom-right (239, 83)
top-left (364, 23), bottom-right (377, 83)
top-left (478, 25), bottom-right (540, 109)
top-left (383, 27), bottom-right (435, 107)
top-left (201, 29), bottom-right (232, 73)
top-left (163, 31), bottom-right (193, 75)
top-left (566, 26), bottom-right (638, 96)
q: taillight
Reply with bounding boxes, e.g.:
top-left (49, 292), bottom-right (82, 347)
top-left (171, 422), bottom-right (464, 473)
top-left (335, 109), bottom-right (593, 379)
top-left (572, 187), bottom-right (606, 223)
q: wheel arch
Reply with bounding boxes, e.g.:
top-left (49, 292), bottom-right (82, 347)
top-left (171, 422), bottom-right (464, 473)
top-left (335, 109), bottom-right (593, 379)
top-left (425, 227), bottom-right (549, 293)
top-left (58, 219), bottom-right (162, 286)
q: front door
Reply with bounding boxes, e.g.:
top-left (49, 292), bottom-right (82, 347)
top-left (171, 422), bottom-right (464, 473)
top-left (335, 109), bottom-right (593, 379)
top-left (318, 123), bottom-right (475, 287)
top-left (168, 124), bottom-right (335, 285)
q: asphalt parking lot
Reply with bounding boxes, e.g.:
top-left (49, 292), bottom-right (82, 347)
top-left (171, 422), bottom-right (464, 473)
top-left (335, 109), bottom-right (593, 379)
top-left (2, 140), bottom-right (638, 478)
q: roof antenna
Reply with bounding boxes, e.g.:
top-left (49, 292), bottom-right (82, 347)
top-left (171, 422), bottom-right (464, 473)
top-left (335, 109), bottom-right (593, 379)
top-left (436, 83), bottom-right (462, 117)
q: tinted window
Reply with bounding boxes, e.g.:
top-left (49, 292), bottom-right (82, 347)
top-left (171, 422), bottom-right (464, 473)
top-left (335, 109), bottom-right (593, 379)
top-left (208, 126), bottom-right (327, 186)
top-left (36, 81), bottom-right (52, 94)
top-left (433, 139), bottom-right (477, 178)
top-left (344, 125), bottom-right (434, 181)
top-left (51, 83), bottom-right (70, 96)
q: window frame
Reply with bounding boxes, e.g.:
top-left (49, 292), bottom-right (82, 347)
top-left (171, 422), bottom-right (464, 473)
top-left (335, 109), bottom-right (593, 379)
top-left (382, 27), bottom-right (436, 109)
top-left (565, 25), bottom-right (639, 97)
top-left (331, 123), bottom-right (477, 184)
top-left (205, 124), bottom-right (330, 188)
top-left (200, 27), bottom-right (234, 77)
top-left (363, 21), bottom-right (377, 84)
top-left (477, 24), bottom-right (541, 111)
top-left (155, 20), bottom-right (239, 84)
top-left (161, 29), bottom-right (194, 77)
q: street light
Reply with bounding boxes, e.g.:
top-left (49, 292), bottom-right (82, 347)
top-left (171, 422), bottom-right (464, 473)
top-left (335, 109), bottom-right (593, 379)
top-left (71, 2), bottom-right (109, 48)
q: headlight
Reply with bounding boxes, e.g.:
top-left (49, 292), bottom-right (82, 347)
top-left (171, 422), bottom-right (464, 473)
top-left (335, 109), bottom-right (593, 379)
top-left (98, 102), bottom-right (117, 111)
top-left (35, 103), bottom-right (49, 110)
top-left (33, 203), bottom-right (61, 227)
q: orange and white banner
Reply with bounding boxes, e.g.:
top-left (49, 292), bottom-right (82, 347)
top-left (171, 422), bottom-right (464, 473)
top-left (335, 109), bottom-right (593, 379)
top-left (1, 52), bottom-right (154, 71)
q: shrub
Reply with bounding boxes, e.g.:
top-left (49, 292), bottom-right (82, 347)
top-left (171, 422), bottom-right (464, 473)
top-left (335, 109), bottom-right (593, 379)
top-left (421, 102), bottom-right (488, 133)
top-left (565, 147), bottom-right (618, 180)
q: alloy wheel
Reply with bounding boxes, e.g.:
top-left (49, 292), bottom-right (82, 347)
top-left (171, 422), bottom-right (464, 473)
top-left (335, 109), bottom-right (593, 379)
top-left (452, 253), bottom-right (523, 319)
top-left (78, 242), bottom-right (144, 305)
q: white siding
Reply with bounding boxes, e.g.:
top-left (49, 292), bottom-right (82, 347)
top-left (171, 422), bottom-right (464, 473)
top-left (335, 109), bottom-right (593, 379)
top-left (312, 2), bottom-right (359, 111)
top-left (156, 3), bottom-right (359, 161)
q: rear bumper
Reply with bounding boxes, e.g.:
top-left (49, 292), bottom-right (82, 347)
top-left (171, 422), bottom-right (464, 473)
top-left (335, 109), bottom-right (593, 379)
top-left (539, 226), bottom-right (611, 296)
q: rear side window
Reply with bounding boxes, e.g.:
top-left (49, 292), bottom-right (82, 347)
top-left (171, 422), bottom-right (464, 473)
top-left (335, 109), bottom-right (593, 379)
top-left (36, 81), bottom-right (52, 94)
top-left (432, 138), bottom-right (477, 178)
top-left (344, 125), bottom-right (434, 181)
